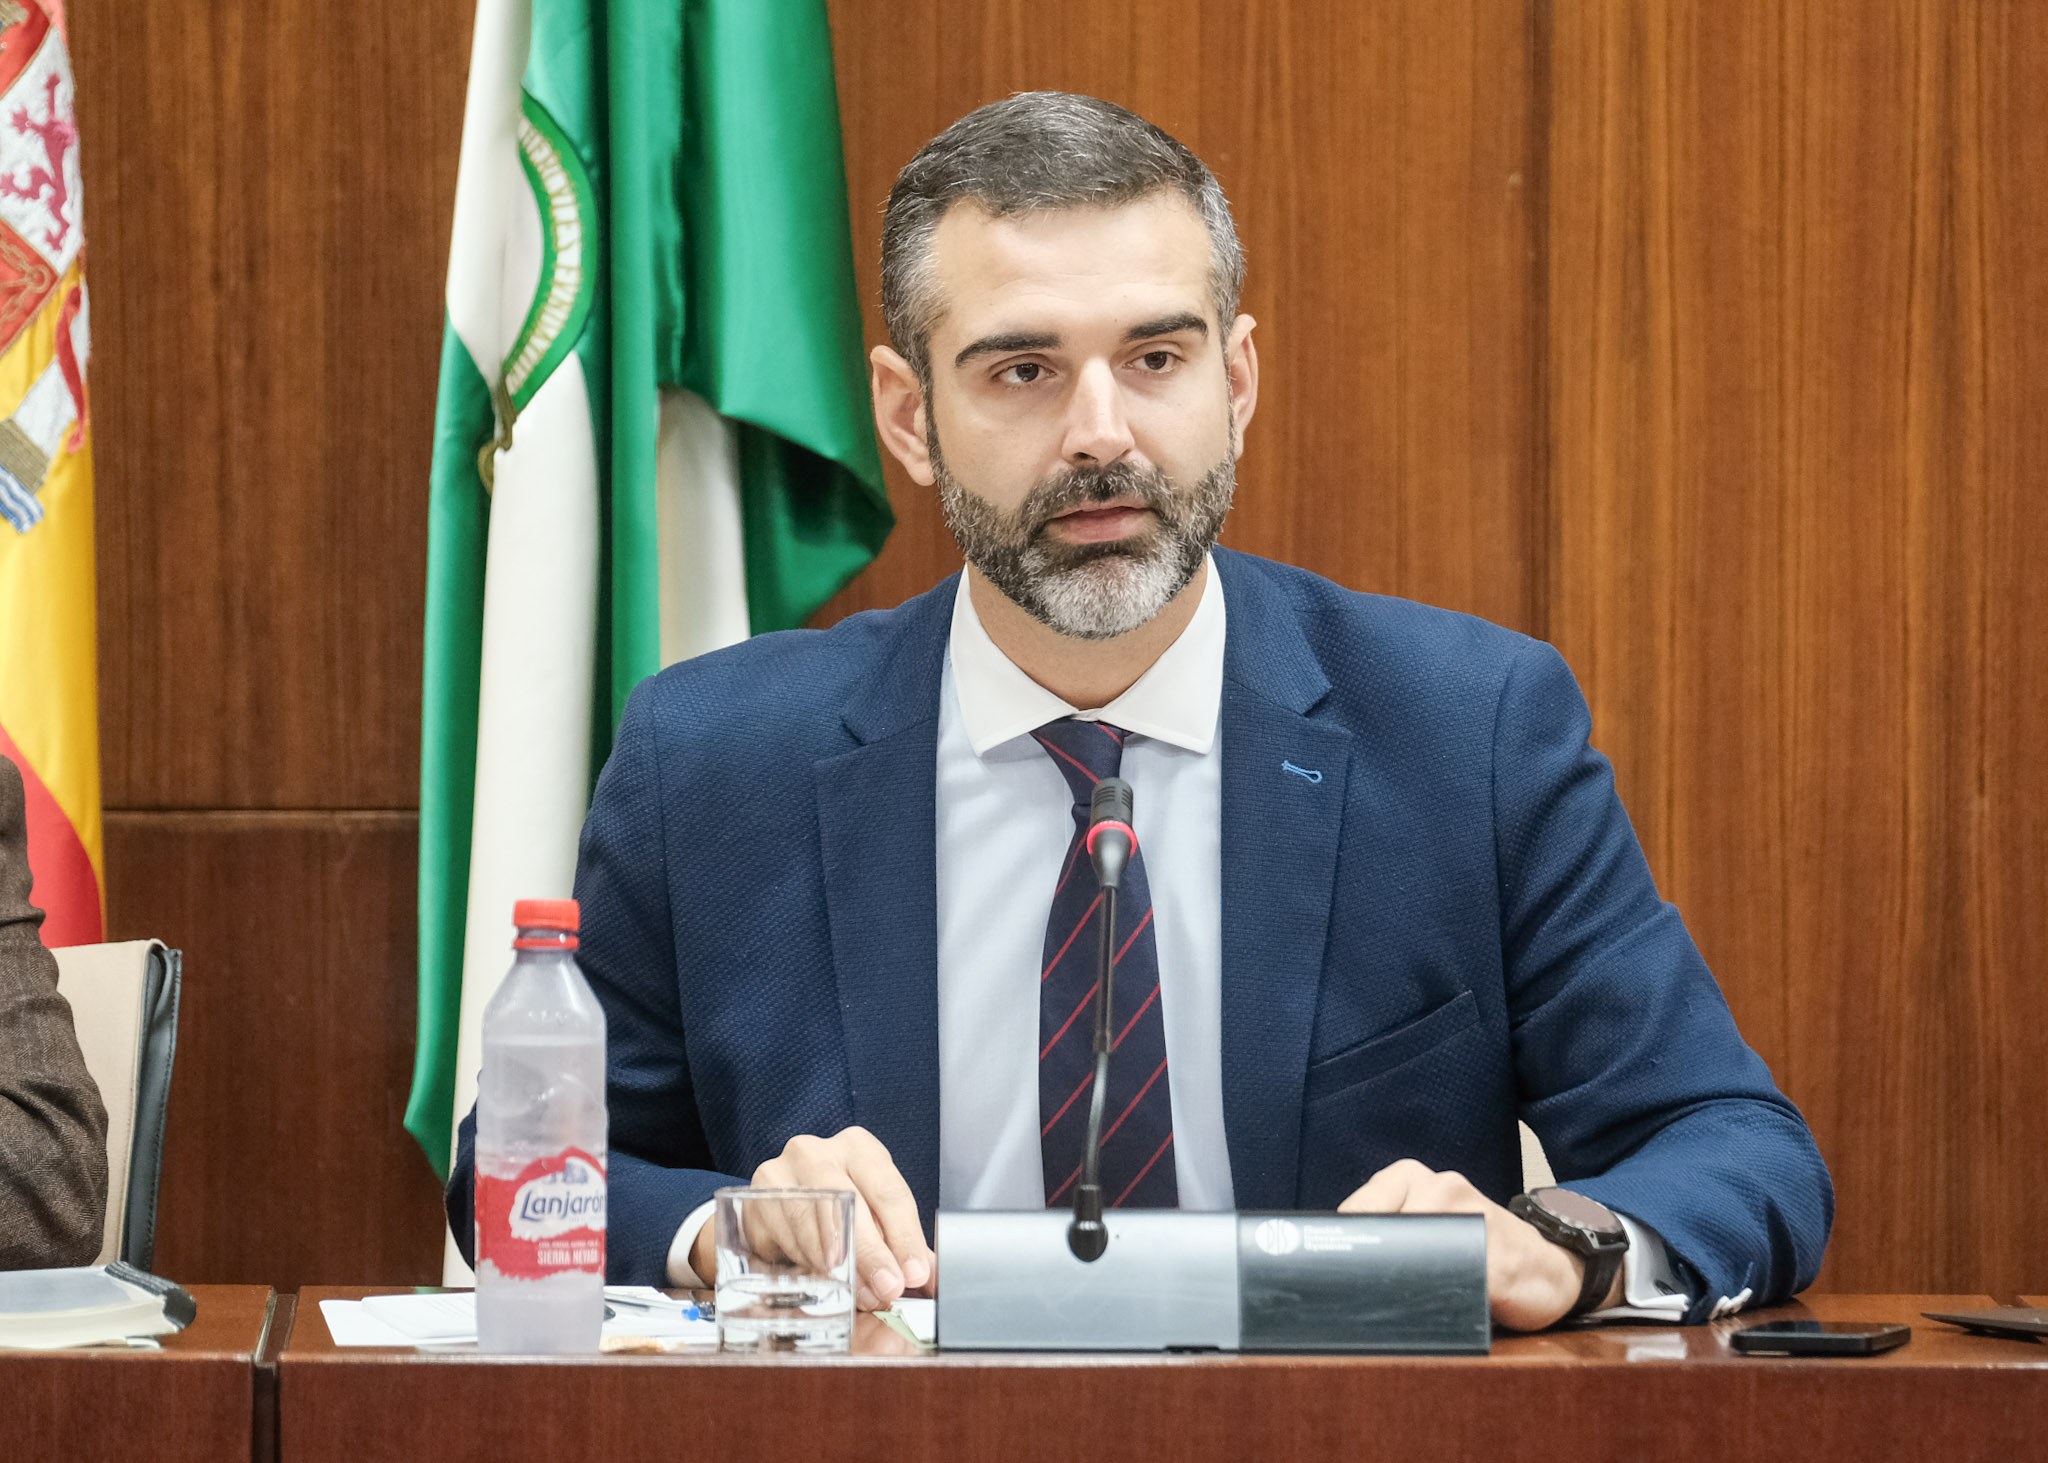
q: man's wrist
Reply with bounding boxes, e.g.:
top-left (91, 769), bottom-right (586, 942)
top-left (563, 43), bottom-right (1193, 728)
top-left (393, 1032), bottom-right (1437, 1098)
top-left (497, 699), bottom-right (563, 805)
top-left (1554, 1241), bottom-right (1626, 1316)
top-left (664, 1199), bottom-right (722, 1287)
top-left (690, 1215), bottom-right (716, 1285)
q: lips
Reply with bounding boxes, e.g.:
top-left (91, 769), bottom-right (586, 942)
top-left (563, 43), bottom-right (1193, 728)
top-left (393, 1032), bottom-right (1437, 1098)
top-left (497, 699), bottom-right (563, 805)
top-left (1045, 502), bottom-right (1152, 544)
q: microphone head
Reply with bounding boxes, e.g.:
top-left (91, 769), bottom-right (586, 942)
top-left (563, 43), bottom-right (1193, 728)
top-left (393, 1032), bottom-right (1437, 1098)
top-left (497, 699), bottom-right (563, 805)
top-left (1086, 778), bottom-right (1136, 890)
top-left (1089, 777), bottom-right (1134, 830)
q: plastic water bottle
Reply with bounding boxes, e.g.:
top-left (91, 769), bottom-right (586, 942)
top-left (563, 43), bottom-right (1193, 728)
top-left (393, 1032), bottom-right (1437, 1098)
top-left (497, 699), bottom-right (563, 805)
top-left (473, 898), bottom-right (607, 1353)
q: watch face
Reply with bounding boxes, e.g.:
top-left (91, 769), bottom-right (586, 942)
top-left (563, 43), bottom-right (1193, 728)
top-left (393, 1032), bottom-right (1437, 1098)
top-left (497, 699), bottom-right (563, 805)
top-left (1537, 1188), bottom-right (1622, 1236)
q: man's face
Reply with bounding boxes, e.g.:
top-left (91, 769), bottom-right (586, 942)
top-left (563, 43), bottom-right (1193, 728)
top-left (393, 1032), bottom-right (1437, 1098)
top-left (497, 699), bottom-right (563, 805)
top-left (909, 193), bottom-right (1249, 639)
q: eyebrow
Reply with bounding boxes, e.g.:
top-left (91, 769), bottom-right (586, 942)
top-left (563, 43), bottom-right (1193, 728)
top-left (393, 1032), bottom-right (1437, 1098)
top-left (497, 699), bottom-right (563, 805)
top-left (951, 312), bottom-right (1211, 369)
top-left (1124, 311), bottom-right (1209, 343)
top-left (954, 330), bottom-right (1060, 368)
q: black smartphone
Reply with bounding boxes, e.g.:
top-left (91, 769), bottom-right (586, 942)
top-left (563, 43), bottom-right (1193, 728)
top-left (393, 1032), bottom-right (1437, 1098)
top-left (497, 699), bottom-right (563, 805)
top-left (1730, 1320), bottom-right (1910, 1356)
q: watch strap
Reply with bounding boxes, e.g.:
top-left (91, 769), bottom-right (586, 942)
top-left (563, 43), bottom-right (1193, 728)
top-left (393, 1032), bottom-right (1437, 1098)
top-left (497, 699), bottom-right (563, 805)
top-left (1570, 1231), bottom-right (1627, 1316)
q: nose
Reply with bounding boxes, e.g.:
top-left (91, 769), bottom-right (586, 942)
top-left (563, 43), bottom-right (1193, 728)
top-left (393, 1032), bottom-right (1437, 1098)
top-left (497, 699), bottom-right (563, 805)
top-left (1060, 358), bottom-right (1136, 467)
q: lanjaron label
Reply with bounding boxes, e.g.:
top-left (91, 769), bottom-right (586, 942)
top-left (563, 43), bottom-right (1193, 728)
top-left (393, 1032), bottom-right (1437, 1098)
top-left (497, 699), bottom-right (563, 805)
top-left (475, 1149), bottom-right (606, 1279)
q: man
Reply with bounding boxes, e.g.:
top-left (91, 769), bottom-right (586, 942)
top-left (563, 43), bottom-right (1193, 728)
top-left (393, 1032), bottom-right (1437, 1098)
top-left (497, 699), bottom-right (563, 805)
top-left (449, 93), bottom-right (1831, 1329)
top-left (0, 752), bottom-right (108, 1267)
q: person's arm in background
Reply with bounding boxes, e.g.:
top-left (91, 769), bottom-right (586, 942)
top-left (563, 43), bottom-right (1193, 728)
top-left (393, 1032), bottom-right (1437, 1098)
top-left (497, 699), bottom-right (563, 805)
top-left (1492, 640), bottom-right (1833, 1324)
top-left (0, 753), bottom-right (108, 1268)
top-left (445, 684), bottom-right (745, 1283)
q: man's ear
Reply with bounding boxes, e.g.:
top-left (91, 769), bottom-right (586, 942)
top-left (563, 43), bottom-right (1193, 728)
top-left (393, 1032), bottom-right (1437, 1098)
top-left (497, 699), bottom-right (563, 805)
top-left (870, 344), bottom-right (934, 487)
top-left (1225, 313), bottom-right (1260, 455)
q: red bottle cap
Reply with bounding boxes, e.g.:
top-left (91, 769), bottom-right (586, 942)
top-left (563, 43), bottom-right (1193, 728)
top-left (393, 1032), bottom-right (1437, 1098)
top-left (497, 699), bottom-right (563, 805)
top-left (512, 898), bottom-right (580, 932)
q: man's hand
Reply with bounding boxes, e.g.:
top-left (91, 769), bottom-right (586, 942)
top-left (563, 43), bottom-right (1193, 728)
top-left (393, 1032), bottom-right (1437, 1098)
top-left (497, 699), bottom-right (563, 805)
top-left (1339, 1159), bottom-right (1620, 1331)
top-left (689, 1126), bottom-right (934, 1313)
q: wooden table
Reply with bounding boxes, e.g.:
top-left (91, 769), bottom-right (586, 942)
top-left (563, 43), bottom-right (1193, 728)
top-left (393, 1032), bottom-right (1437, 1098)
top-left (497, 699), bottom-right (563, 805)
top-left (7, 1283), bottom-right (285, 1463)
top-left (281, 1289), bottom-right (2046, 1463)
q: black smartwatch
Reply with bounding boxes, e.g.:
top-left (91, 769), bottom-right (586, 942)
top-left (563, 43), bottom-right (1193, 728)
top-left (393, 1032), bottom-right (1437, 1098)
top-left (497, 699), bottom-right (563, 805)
top-left (1508, 1187), bottom-right (1630, 1317)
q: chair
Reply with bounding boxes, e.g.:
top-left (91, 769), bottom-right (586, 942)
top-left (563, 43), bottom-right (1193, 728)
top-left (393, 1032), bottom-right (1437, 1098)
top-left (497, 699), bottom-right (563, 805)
top-left (1519, 1120), bottom-right (1556, 1190)
top-left (50, 940), bottom-right (182, 1271)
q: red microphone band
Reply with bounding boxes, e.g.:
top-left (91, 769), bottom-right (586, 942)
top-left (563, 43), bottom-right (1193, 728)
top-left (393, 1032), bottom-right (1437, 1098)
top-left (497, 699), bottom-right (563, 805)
top-left (1086, 820), bottom-right (1137, 856)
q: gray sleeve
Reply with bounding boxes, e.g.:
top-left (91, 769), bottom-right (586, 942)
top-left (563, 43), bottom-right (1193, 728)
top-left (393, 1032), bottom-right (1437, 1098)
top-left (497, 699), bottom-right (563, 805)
top-left (0, 754), bottom-right (109, 1268)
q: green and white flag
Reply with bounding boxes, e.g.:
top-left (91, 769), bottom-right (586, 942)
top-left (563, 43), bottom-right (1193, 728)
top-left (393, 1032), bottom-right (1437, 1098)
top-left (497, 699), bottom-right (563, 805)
top-left (406, 0), bottom-right (891, 1271)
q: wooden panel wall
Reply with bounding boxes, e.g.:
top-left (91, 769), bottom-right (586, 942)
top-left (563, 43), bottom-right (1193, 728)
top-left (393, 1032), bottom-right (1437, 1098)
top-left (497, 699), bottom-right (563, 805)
top-left (66, 0), bottom-right (2045, 1297)
top-left (70, 0), bottom-right (472, 1288)
top-left (1549, 0), bottom-right (2048, 1294)
top-left (103, 813), bottom-right (429, 1283)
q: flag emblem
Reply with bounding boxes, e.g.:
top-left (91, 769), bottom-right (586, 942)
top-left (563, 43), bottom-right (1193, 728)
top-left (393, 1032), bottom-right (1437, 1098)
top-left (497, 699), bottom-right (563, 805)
top-left (504, 98), bottom-right (594, 413)
top-left (0, 0), bottom-right (81, 536)
top-left (0, 0), bottom-right (102, 948)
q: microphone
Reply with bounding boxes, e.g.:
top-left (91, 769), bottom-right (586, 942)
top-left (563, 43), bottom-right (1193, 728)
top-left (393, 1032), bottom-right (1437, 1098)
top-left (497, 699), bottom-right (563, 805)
top-left (1069, 776), bottom-right (1136, 1262)
top-left (1086, 778), bottom-right (1136, 891)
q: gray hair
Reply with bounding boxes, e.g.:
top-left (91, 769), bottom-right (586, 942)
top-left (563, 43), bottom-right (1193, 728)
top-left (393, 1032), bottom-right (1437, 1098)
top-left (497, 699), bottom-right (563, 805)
top-left (880, 92), bottom-right (1244, 384)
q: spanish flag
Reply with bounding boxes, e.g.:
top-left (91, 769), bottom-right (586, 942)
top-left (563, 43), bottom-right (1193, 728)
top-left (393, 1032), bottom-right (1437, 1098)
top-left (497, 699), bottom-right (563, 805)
top-left (0, 1), bottom-right (100, 949)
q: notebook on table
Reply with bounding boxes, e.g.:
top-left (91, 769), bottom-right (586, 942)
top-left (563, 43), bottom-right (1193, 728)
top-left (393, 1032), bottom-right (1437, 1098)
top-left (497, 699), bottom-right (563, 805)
top-left (0, 1263), bottom-right (196, 1350)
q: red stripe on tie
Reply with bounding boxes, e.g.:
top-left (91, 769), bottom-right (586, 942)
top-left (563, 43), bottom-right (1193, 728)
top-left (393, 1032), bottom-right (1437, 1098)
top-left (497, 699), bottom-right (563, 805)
top-left (1098, 1055), bottom-right (1170, 1147)
top-left (1112, 906), bottom-right (1153, 965)
top-left (1036, 736), bottom-right (1103, 787)
top-left (1040, 1069), bottom-right (1094, 1137)
top-left (1110, 982), bottom-right (1162, 1051)
top-left (1040, 981), bottom-right (1099, 1060)
top-left (1094, 722), bottom-right (1125, 747)
top-left (1041, 893), bottom-right (1102, 982)
top-left (1046, 1161), bottom-right (1084, 1205)
top-left (1112, 1133), bottom-right (1176, 1208)
top-left (1053, 836), bottom-right (1085, 897)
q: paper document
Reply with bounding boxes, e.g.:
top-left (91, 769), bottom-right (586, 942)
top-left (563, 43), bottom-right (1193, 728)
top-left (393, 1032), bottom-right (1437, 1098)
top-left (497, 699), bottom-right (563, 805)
top-left (319, 1299), bottom-right (416, 1347)
top-left (362, 1292), bottom-right (477, 1343)
top-left (892, 1298), bottom-right (936, 1345)
top-left (321, 1289), bottom-right (716, 1349)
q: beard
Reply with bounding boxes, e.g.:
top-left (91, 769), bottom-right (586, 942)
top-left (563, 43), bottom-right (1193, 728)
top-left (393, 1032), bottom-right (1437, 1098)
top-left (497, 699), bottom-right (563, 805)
top-left (932, 436), bottom-right (1236, 641)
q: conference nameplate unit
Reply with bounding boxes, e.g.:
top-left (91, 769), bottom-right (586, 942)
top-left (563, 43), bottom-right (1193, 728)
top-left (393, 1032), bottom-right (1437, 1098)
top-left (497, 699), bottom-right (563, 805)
top-left (936, 1209), bottom-right (1490, 1353)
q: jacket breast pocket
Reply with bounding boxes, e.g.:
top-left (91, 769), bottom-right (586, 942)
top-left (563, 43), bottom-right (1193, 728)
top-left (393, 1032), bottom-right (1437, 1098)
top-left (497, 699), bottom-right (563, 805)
top-left (1301, 989), bottom-right (1481, 1108)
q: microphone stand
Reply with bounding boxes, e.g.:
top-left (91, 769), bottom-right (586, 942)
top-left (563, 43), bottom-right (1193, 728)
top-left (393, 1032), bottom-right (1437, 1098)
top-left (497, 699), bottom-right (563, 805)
top-left (1067, 880), bottom-right (1116, 1261)
top-left (1068, 776), bottom-right (1135, 1262)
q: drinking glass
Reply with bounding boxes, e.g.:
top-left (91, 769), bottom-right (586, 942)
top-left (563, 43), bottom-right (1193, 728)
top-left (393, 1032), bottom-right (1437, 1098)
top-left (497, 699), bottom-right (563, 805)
top-left (714, 1186), bottom-right (856, 1352)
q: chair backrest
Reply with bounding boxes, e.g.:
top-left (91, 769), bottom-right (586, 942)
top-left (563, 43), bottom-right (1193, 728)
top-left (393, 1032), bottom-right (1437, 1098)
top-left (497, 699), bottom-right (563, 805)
top-left (1519, 1120), bottom-right (1556, 1191)
top-left (50, 940), bottom-right (182, 1271)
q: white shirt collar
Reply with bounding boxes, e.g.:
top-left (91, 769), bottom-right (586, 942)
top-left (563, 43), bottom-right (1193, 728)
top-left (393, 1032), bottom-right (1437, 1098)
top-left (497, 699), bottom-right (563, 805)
top-left (947, 556), bottom-right (1226, 757)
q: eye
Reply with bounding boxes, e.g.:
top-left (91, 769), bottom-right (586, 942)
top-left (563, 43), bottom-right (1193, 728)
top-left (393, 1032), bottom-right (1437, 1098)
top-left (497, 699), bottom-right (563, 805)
top-left (999, 361), bottom-right (1044, 385)
top-left (1136, 349), bottom-right (1176, 372)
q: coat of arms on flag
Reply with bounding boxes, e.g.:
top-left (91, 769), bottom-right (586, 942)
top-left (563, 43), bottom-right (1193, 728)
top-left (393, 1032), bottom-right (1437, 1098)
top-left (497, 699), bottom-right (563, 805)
top-left (0, 0), bottom-right (102, 950)
top-left (0, 0), bottom-right (86, 535)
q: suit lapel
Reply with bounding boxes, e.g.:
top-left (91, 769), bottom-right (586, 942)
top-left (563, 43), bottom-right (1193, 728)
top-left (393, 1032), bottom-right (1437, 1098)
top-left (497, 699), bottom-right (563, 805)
top-left (813, 582), bottom-right (953, 1230)
top-left (1213, 551), bottom-right (1352, 1208)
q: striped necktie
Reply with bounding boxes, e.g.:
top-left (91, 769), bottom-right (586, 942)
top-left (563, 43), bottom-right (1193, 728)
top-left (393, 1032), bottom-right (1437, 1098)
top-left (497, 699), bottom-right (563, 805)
top-left (1030, 716), bottom-right (1178, 1210)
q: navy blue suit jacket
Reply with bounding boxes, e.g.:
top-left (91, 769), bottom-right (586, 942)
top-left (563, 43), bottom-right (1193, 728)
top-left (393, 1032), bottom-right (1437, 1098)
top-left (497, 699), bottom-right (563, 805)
top-left (449, 549), bottom-right (1832, 1321)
